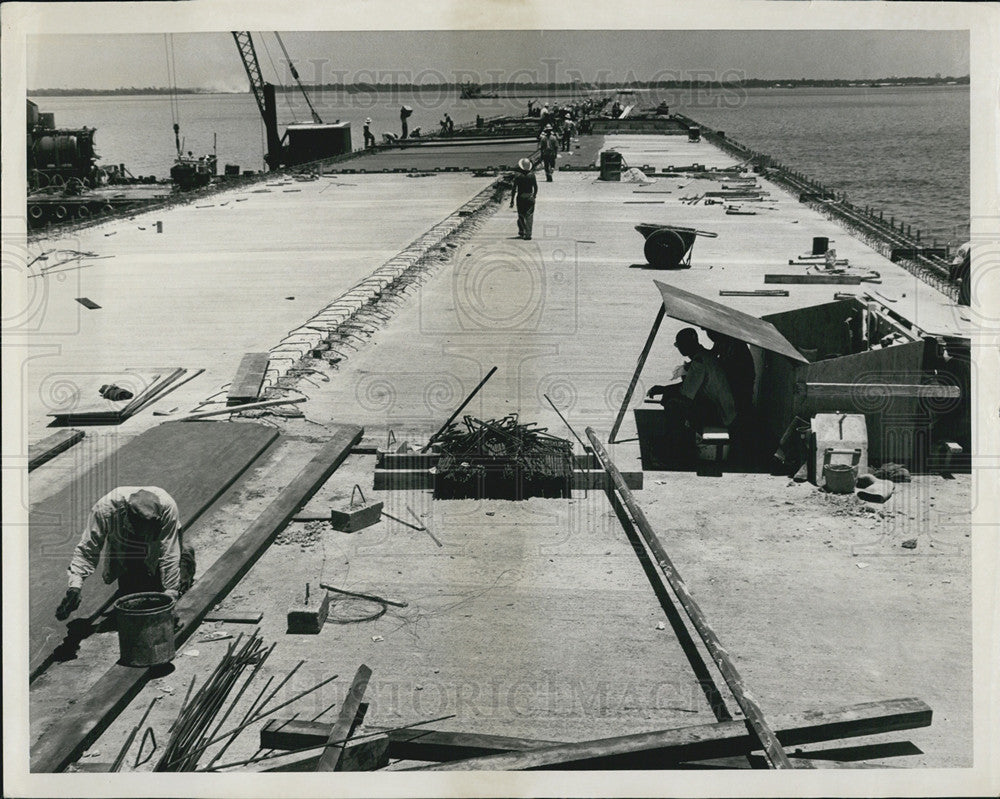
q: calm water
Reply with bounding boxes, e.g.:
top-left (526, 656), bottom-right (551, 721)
top-left (32, 85), bottom-right (969, 244)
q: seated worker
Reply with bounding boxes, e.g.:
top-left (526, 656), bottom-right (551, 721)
top-left (705, 330), bottom-right (756, 421)
top-left (646, 328), bottom-right (737, 455)
top-left (55, 486), bottom-right (196, 622)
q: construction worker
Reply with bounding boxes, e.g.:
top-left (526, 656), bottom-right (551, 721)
top-left (539, 125), bottom-right (559, 182)
top-left (363, 118), bottom-right (375, 149)
top-left (400, 105), bottom-right (413, 140)
top-left (706, 330), bottom-right (755, 421)
top-left (646, 328), bottom-right (736, 456)
top-left (950, 241), bottom-right (971, 306)
top-left (561, 115), bottom-right (576, 152)
top-left (55, 486), bottom-right (196, 621)
top-left (510, 158), bottom-right (538, 240)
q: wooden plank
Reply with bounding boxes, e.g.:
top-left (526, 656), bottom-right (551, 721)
top-left (372, 469), bottom-right (643, 491)
top-left (315, 664), bottom-right (373, 771)
top-left (30, 424), bottom-right (362, 773)
top-left (74, 297), bottom-right (101, 309)
top-left (585, 428), bottom-right (792, 769)
top-left (262, 719), bottom-right (560, 760)
top-left (800, 382), bottom-right (960, 400)
top-left (227, 353), bottom-right (271, 406)
top-left (609, 305), bottom-right (665, 443)
top-left (410, 697), bottom-right (932, 770)
top-left (29, 421), bottom-right (280, 680)
top-left (27, 429), bottom-right (84, 471)
top-left (202, 612), bottom-right (263, 624)
top-left (765, 273), bottom-right (863, 285)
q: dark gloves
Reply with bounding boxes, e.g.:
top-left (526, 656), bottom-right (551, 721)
top-left (56, 587), bottom-right (81, 620)
top-left (646, 384), bottom-right (666, 398)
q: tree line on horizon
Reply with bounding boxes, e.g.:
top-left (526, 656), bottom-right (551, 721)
top-left (29, 74), bottom-right (970, 96)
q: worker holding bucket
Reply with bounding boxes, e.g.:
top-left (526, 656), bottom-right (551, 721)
top-left (55, 486), bottom-right (195, 622)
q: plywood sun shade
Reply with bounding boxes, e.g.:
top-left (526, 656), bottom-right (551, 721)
top-left (653, 279), bottom-right (809, 363)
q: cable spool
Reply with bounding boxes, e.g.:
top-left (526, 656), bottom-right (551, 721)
top-left (29, 205), bottom-right (44, 221)
top-left (53, 205), bottom-right (68, 221)
top-left (76, 205), bottom-right (91, 219)
top-left (101, 204), bottom-right (115, 215)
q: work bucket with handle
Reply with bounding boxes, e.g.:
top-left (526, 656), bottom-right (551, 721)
top-left (822, 448), bottom-right (861, 494)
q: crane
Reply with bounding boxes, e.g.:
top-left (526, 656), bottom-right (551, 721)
top-left (232, 31), bottom-right (352, 172)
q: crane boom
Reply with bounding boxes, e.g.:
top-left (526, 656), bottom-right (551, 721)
top-left (232, 31), bottom-right (283, 169)
top-left (232, 32), bottom-right (267, 120)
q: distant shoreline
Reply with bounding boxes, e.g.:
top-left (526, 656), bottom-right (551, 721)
top-left (28, 76), bottom-right (970, 97)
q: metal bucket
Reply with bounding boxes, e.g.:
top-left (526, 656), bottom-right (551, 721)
top-left (812, 236), bottom-right (829, 255)
top-left (823, 463), bottom-right (858, 494)
top-left (114, 592), bottom-right (176, 667)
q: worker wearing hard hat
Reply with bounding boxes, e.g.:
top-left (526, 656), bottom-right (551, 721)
top-left (55, 487), bottom-right (196, 621)
top-left (363, 118), bottom-right (375, 149)
top-left (510, 158), bottom-right (538, 240)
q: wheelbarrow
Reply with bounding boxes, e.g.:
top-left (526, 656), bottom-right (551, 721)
top-left (634, 224), bottom-right (718, 269)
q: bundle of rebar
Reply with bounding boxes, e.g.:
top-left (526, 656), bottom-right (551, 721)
top-left (155, 632), bottom-right (272, 771)
top-left (434, 414), bottom-right (573, 482)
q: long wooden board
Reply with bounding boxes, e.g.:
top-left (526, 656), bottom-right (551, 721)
top-left (409, 697), bottom-right (932, 770)
top-left (27, 429), bottom-right (85, 471)
top-left (587, 429), bottom-right (791, 769)
top-left (764, 273), bottom-right (864, 285)
top-left (227, 353), bottom-right (271, 406)
top-left (262, 720), bottom-right (561, 760)
top-left (29, 424), bottom-right (363, 773)
top-left (29, 421), bottom-right (279, 678)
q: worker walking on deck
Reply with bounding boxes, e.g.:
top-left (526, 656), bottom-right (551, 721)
top-left (363, 118), bottom-right (375, 149)
top-left (561, 116), bottom-right (576, 152)
top-left (510, 158), bottom-right (538, 240)
top-left (539, 125), bottom-right (559, 182)
top-left (55, 487), bottom-right (196, 621)
top-left (646, 328), bottom-right (736, 457)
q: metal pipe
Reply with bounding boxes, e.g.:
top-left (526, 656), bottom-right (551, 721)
top-left (584, 427), bottom-right (793, 770)
top-left (420, 366), bottom-right (498, 452)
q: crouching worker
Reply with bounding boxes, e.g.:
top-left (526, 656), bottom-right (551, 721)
top-left (646, 328), bottom-right (736, 459)
top-left (55, 486), bottom-right (195, 623)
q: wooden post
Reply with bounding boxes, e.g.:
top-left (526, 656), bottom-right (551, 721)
top-left (585, 428), bottom-right (793, 769)
top-left (608, 304), bottom-right (665, 443)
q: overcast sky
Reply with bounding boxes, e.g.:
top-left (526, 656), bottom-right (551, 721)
top-left (27, 30), bottom-right (969, 90)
